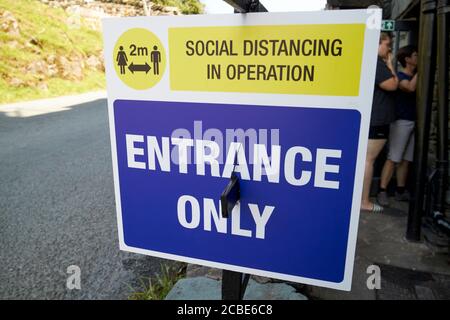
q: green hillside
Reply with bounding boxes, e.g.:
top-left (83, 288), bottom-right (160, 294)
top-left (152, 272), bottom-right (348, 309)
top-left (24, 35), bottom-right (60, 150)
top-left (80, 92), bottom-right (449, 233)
top-left (153, 0), bottom-right (204, 14)
top-left (0, 0), bottom-right (204, 104)
top-left (0, 0), bottom-right (106, 103)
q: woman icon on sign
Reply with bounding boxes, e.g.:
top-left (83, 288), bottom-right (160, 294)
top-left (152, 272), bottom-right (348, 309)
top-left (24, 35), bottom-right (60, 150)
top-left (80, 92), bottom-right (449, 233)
top-left (116, 46), bottom-right (128, 75)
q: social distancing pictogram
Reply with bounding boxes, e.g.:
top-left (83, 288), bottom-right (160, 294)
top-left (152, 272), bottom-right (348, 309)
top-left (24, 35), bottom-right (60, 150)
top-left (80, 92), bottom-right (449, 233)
top-left (113, 28), bottom-right (166, 90)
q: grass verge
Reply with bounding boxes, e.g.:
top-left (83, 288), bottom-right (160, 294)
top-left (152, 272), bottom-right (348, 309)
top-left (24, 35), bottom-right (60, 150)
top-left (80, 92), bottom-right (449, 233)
top-left (129, 263), bottom-right (187, 300)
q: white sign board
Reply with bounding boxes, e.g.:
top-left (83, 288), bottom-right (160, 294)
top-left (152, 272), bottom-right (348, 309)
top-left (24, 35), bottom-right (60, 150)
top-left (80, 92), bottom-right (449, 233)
top-left (102, 9), bottom-right (381, 291)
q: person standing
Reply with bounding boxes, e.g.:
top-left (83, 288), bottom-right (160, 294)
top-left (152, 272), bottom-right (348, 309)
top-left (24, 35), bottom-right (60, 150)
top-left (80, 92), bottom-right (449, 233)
top-left (151, 45), bottom-right (161, 75)
top-left (377, 46), bottom-right (418, 206)
top-left (117, 46), bottom-right (128, 75)
top-left (361, 32), bottom-right (399, 213)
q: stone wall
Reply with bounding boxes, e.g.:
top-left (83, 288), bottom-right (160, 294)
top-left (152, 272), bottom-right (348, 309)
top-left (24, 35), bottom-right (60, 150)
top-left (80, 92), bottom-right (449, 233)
top-left (390, 0), bottom-right (416, 19)
top-left (326, 0), bottom-right (392, 18)
top-left (38, 0), bottom-right (181, 31)
top-left (386, 0), bottom-right (450, 197)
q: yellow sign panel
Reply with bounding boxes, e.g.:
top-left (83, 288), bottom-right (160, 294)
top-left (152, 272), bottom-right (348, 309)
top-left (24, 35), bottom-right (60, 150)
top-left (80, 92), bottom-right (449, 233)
top-left (169, 24), bottom-right (365, 96)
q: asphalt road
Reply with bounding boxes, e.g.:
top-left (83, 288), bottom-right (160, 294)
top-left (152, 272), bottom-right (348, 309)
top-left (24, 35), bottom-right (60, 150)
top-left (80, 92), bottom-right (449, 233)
top-left (0, 98), bottom-right (167, 299)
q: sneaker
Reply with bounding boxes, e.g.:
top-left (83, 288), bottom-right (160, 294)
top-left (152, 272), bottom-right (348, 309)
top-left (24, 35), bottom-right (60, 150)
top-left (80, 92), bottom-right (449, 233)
top-left (395, 191), bottom-right (410, 201)
top-left (377, 191), bottom-right (390, 207)
top-left (361, 203), bottom-right (384, 214)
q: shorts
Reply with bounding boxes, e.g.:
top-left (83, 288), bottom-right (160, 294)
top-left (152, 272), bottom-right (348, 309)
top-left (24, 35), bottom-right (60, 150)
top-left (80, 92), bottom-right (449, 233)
top-left (387, 120), bottom-right (415, 162)
top-left (369, 125), bottom-right (390, 140)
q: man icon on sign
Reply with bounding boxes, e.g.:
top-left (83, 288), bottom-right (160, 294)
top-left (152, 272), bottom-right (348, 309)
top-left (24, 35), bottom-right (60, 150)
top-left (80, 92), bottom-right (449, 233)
top-left (151, 45), bottom-right (161, 75)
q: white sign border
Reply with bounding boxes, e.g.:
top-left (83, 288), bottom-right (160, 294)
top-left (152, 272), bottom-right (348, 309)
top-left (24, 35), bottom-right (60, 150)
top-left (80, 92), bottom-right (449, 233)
top-left (102, 9), bottom-right (381, 292)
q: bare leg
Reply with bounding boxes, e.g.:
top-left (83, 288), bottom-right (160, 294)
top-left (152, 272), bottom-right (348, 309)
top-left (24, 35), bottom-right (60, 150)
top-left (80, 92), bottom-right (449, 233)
top-left (361, 139), bottom-right (387, 210)
top-left (396, 160), bottom-right (410, 187)
top-left (380, 159), bottom-right (396, 189)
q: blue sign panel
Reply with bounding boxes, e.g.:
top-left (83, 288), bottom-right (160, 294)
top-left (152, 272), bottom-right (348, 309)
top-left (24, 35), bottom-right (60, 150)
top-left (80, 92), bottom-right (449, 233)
top-left (113, 100), bottom-right (361, 283)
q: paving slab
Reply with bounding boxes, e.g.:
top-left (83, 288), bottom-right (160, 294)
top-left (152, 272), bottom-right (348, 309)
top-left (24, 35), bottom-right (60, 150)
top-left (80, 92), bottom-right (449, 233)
top-left (165, 277), bottom-right (307, 300)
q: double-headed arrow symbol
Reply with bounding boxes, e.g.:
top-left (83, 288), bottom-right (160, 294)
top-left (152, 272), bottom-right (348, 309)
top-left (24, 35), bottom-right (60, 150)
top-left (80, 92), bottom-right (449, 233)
top-left (128, 62), bottom-right (151, 74)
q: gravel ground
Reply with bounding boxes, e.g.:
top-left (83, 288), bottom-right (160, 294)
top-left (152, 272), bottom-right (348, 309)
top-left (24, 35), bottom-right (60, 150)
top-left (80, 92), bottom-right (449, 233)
top-left (0, 98), bottom-right (168, 299)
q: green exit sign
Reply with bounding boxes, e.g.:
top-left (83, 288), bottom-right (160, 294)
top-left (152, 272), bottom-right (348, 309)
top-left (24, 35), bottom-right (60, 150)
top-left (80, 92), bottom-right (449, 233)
top-left (382, 20), bottom-right (395, 31)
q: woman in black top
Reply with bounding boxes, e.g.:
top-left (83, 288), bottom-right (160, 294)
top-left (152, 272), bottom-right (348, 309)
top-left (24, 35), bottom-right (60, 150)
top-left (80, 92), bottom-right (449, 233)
top-left (361, 32), bottom-right (399, 213)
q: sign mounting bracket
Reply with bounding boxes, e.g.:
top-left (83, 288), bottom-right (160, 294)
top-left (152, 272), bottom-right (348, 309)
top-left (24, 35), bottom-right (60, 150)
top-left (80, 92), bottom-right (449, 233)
top-left (219, 0), bottom-right (267, 301)
top-left (223, 0), bottom-right (268, 13)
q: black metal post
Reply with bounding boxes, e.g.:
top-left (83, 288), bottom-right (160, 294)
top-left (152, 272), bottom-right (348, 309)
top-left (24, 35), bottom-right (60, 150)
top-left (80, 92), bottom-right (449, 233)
top-left (435, 0), bottom-right (450, 214)
top-left (220, 0), bottom-right (266, 300)
top-left (222, 271), bottom-right (250, 300)
top-left (223, 0), bottom-right (267, 13)
top-left (407, 0), bottom-right (438, 241)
